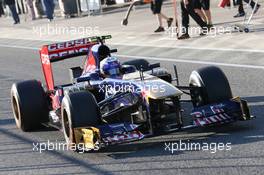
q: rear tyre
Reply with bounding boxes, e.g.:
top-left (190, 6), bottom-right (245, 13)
top-left (122, 59), bottom-right (150, 71)
top-left (61, 91), bottom-right (101, 147)
top-left (10, 80), bottom-right (49, 131)
top-left (189, 66), bottom-right (232, 107)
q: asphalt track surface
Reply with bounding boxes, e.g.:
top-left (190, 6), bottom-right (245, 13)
top-left (0, 40), bottom-right (264, 175)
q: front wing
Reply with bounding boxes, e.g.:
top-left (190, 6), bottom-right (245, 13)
top-left (73, 97), bottom-right (253, 151)
top-left (191, 97), bottom-right (253, 127)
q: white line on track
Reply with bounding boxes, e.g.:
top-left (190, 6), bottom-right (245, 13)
top-left (116, 54), bottom-right (264, 70)
top-left (0, 44), bottom-right (39, 50)
top-left (0, 44), bottom-right (264, 70)
top-left (110, 43), bottom-right (264, 53)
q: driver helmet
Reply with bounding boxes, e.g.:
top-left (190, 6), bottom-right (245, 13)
top-left (100, 56), bottom-right (122, 77)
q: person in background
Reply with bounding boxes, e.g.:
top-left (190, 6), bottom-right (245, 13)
top-left (26, 0), bottom-right (36, 20)
top-left (193, 0), bottom-right (213, 27)
top-left (151, 0), bottom-right (173, 32)
top-left (0, 0), bottom-right (5, 17)
top-left (34, 0), bottom-right (45, 19)
top-left (43, 0), bottom-right (54, 21)
top-left (4, 0), bottom-right (20, 24)
top-left (234, 0), bottom-right (260, 17)
top-left (172, 0), bottom-right (180, 35)
top-left (178, 0), bottom-right (208, 39)
top-left (58, 0), bottom-right (66, 18)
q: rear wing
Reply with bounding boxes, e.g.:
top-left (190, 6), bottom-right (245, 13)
top-left (39, 35), bottom-right (111, 91)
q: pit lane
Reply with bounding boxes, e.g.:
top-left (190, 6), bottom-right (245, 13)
top-left (0, 43), bottom-right (263, 175)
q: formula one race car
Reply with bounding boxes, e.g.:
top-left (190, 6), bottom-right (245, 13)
top-left (10, 35), bottom-right (253, 151)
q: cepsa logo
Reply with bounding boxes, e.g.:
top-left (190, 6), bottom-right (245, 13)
top-left (46, 38), bottom-right (93, 60)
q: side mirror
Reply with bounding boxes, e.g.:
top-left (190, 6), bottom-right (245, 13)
top-left (69, 67), bottom-right (83, 83)
top-left (110, 49), bottom-right (118, 53)
top-left (149, 63), bottom-right (160, 69)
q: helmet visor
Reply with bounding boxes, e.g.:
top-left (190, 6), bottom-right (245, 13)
top-left (108, 68), bottom-right (120, 76)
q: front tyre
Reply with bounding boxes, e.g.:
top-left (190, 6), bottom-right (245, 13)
top-left (189, 66), bottom-right (232, 107)
top-left (61, 91), bottom-right (102, 147)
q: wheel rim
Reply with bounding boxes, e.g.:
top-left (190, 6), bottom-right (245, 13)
top-left (12, 96), bottom-right (20, 121)
top-left (192, 89), bottom-right (203, 107)
top-left (190, 84), bottom-right (204, 107)
top-left (63, 109), bottom-right (70, 139)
